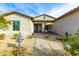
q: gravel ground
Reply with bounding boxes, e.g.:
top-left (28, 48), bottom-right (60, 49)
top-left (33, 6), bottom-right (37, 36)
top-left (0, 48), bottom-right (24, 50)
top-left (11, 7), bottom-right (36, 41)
top-left (0, 33), bottom-right (70, 56)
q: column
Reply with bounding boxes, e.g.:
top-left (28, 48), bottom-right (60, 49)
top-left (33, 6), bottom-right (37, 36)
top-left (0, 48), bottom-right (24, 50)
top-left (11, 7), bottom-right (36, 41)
top-left (42, 23), bottom-right (45, 32)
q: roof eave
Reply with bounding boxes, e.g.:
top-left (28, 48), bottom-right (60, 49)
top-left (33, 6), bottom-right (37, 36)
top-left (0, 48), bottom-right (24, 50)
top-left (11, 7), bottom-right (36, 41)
top-left (1, 11), bottom-right (33, 18)
top-left (54, 6), bottom-right (79, 22)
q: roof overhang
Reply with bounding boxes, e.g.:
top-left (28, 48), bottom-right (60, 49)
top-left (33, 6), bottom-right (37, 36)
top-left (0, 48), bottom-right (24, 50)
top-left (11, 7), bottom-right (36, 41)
top-left (1, 11), bottom-right (33, 19)
top-left (45, 23), bottom-right (54, 25)
top-left (53, 6), bottom-right (79, 22)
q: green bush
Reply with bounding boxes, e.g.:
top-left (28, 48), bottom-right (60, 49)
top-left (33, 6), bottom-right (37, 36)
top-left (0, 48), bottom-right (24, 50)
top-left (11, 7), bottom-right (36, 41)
top-left (60, 36), bottom-right (67, 42)
top-left (67, 34), bottom-right (79, 56)
top-left (0, 34), bottom-right (6, 40)
top-left (62, 30), bottom-right (79, 56)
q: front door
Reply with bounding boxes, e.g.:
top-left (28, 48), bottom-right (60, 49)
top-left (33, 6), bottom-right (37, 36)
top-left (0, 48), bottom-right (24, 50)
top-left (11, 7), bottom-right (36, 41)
top-left (34, 24), bottom-right (42, 33)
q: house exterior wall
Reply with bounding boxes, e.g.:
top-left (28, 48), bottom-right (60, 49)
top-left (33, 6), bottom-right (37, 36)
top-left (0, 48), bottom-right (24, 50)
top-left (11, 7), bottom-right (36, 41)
top-left (1, 13), bottom-right (34, 36)
top-left (52, 10), bottom-right (79, 36)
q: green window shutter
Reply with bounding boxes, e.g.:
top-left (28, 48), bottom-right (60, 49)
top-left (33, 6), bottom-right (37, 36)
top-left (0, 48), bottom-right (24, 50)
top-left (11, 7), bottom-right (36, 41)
top-left (13, 20), bottom-right (20, 31)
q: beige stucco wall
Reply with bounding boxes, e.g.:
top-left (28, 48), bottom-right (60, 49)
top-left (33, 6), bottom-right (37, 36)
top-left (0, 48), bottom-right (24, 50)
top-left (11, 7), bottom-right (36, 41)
top-left (0, 13), bottom-right (34, 36)
top-left (52, 10), bottom-right (79, 36)
top-left (34, 15), bottom-right (55, 21)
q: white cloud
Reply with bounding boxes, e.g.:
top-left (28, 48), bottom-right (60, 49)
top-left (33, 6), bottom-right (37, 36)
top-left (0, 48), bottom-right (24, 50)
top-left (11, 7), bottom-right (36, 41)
top-left (48, 3), bottom-right (79, 18)
top-left (0, 7), bottom-right (5, 11)
top-left (0, 6), bottom-right (9, 13)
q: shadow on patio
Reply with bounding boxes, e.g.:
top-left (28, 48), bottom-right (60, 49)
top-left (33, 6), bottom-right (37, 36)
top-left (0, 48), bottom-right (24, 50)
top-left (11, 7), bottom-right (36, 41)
top-left (32, 33), bottom-right (61, 42)
top-left (33, 47), bottom-right (70, 56)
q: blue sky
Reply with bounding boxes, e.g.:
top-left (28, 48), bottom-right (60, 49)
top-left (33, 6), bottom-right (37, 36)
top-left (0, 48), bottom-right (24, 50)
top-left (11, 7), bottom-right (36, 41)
top-left (0, 3), bottom-right (79, 18)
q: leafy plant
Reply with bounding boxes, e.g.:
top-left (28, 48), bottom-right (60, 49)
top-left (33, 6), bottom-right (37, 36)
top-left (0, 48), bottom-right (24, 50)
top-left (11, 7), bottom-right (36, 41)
top-left (62, 30), bottom-right (79, 56)
top-left (0, 15), bottom-right (11, 30)
top-left (0, 34), bottom-right (6, 40)
top-left (67, 34), bottom-right (79, 55)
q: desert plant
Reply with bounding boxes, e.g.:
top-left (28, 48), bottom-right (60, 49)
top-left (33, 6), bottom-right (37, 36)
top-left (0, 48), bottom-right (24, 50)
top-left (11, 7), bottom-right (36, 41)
top-left (62, 30), bottom-right (79, 56)
top-left (44, 35), bottom-right (49, 39)
top-left (27, 52), bottom-right (34, 56)
top-left (27, 35), bottom-right (33, 39)
top-left (1, 50), bottom-right (9, 56)
top-left (0, 34), bottom-right (6, 40)
top-left (12, 47), bottom-right (27, 56)
top-left (59, 36), bottom-right (67, 43)
top-left (1, 44), bottom-right (28, 56)
top-left (1, 49), bottom-right (13, 56)
top-left (7, 43), bottom-right (17, 48)
top-left (12, 33), bottom-right (18, 39)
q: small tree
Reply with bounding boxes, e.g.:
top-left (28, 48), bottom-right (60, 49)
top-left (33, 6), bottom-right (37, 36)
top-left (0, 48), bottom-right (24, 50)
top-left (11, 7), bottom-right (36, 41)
top-left (0, 15), bottom-right (11, 30)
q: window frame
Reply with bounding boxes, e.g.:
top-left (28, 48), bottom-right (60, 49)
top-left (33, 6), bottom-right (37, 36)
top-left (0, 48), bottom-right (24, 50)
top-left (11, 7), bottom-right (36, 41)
top-left (13, 20), bottom-right (20, 31)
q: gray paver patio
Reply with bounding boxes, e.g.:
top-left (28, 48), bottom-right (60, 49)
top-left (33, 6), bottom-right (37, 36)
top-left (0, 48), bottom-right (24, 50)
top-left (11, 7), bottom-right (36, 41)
top-left (33, 33), bottom-right (70, 56)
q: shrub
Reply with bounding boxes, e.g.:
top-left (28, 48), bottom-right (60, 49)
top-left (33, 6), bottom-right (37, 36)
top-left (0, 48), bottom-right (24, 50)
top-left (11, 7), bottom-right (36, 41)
top-left (44, 35), bottom-right (49, 39)
top-left (27, 52), bottom-right (34, 56)
top-left (67, 34), bottom-right (79, 56)
top-left (1, 49), bottom-right (12, 56)
top-left (58, 36), bottom-right (67, 43)
top-left (27, 35), bottom-right (33, 39)
top-left (12, 47), bottom-right (27, 56)
top-left (62, 30), bottom-right (79, 56)
top-left (7, 43), bottom-right (17, 48)
top-left (12, 33), bottom-right (18, 39)
top-left (0, 34), bottom-right (6, 40)
top-left (1, 45), bottom-right (28, 56)
top-left (1, 49), bottom-right (9, 56)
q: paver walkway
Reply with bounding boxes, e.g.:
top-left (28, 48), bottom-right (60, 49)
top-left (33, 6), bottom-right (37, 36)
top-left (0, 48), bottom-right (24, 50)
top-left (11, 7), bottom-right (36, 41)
top-left (33, 33), bottom-right (70, 56)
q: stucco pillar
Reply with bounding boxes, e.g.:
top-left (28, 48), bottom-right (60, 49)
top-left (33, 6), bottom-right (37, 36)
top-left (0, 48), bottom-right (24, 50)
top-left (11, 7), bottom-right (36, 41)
top-left (42, 23), bottom-right (45, 32)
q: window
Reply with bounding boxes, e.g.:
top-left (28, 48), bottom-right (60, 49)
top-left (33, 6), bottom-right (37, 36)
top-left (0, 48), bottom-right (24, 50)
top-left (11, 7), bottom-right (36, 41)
top-left (13, 20), bottom-right (20, 31)
top-left (44, 15), bottom-right (45, 19)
